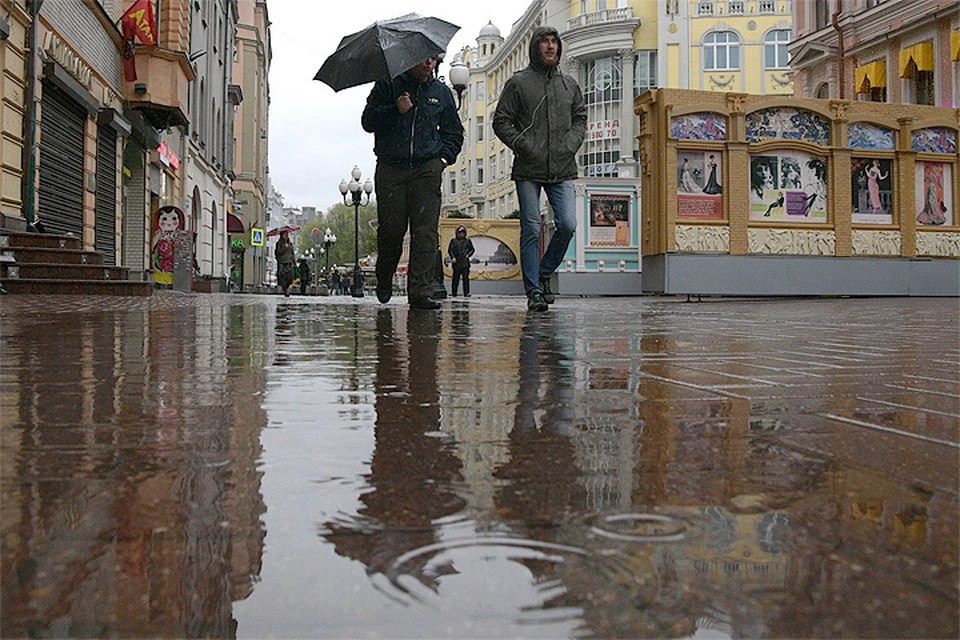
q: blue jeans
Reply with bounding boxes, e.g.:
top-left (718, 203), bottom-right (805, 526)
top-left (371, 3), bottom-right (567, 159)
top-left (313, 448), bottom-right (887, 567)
top-left (515, 179), bottom-right (576, 295)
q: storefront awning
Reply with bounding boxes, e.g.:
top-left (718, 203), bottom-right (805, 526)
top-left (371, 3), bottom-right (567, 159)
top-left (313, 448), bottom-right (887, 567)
top-left (899, 42), bottom-right (934, 77)
top-left (855, 60), bottom-right (887, 92)
top-left (952, 30), bottom-right (960, 62)
top-left (227, 212), bottom-right (244, 233)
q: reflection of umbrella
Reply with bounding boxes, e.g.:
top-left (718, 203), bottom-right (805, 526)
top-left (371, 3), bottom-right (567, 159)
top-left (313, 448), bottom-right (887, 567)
top-left (314, 13), bottom-right (459, 92)
top-left (266, 225), bottom-right (300, 237)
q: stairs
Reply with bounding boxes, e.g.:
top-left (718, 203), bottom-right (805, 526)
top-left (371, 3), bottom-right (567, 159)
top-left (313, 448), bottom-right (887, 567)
top-left (0, 230), bottom-right (153, 296)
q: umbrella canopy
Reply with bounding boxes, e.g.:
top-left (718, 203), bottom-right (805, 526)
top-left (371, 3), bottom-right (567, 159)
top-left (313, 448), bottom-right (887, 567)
top-left (314, 13), bottom-right (459, 92)
top-left (266, 225), bottom-right (301, 237)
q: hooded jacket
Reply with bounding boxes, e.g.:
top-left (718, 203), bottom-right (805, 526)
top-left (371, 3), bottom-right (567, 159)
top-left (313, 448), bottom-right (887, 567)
top-left (492, 26), bottom-right (587, 183)
top-left (447, 226), bottom-right (475, 266)
top-left (361, 70), bottom-right (464, 167)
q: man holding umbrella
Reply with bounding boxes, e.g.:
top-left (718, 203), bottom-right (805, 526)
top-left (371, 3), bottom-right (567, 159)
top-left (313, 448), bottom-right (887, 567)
top-left (361, 56), bottom-right (463, 309)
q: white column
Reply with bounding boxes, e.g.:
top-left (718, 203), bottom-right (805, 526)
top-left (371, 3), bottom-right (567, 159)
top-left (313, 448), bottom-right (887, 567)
top-left (618, 48), bottom-right (637, 178)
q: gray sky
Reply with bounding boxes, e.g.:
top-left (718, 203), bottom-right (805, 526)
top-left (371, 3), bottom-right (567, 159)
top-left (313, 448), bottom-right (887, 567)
top-left (267, 1), bottom-right (526, 211)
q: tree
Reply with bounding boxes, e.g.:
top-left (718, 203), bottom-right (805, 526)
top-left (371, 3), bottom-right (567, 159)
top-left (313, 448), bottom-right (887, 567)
top-left (297, 201), bottom-right (377, 269)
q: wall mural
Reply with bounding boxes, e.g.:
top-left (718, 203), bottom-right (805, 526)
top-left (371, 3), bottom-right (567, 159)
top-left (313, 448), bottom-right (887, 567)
top-left (749, 152), bottom-right (827, 222)
top-left (677, 150), bottom-right (723, 220)
top-left (848, 122), bottom-right (895, 150)
top-left (852, 157), bottom-right (893, 224)
top-left (746, 107), bottom-right (830, 145)
top-left (911, 127), bottom-right (957, 154)
top-left (669, 113), bottom-right (727, 140)
top-left (916, 162), bottom-right (953, 226)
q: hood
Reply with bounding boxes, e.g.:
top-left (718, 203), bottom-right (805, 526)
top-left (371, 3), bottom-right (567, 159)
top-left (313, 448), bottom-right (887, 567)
top-left (456, 225), bottom-right (467, 234)
top-left (528, 25), bottom-right (562, 71)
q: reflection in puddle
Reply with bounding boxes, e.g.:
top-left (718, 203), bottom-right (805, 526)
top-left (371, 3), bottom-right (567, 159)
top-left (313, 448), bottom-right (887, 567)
top-left (1, 295), bottom-right (957, 638)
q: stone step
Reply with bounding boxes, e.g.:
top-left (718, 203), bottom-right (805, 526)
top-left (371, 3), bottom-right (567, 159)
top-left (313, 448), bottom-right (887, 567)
top-left (1, 262), bottom-right (134, 281)
top-left (3, 246), bottom-right (104, 265)
top-left (0, 279), bottom-right (153, 296)
top-left (0, 231), bottom-right (81, 251)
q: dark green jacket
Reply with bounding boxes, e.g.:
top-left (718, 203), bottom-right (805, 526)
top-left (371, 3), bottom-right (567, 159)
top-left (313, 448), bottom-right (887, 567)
top-left (493, 26), bottom-right (587, 183)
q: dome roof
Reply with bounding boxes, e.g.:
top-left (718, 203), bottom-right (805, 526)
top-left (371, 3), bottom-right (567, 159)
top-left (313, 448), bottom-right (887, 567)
top-left (478, 21), bottom-right (501, 38)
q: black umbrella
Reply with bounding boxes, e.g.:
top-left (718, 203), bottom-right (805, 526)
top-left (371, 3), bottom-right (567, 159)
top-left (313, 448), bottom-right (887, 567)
top-left (314, 13), bottom-right (460, 92)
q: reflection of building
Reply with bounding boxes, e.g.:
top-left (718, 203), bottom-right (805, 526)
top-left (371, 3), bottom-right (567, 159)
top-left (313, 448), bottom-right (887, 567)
top-left (444, 1), bottom-right (794, 295)
top-left (0, 302), bottom-right (267, 636)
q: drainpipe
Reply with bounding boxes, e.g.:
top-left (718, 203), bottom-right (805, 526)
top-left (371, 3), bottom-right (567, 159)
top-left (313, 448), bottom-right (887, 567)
top-left (831, 7), bottom-right (845, 99)
top-left (21, 0), bottom-right (43, 227)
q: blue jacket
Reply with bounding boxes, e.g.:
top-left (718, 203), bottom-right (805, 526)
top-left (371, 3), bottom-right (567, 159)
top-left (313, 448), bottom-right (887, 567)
top-left (361, 72), bottom-right (463, 167)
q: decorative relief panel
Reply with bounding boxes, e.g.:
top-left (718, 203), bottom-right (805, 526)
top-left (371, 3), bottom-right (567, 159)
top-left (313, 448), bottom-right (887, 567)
top-left (675, 225), bottom-right (730, 253)
top-left (748, 228), bottom-right (836, 255)
top-left (915, 231), bottom-right (960, 258)
top-left (852, 230), bottom-right (901, 256)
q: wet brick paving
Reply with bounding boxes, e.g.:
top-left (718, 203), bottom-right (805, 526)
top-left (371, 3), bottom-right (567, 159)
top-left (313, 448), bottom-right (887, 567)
top-left (1, 292), bottom-right (957, 638)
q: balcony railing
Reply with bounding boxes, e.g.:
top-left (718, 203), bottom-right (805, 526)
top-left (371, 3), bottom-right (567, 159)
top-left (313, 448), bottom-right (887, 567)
top-left (567, 7), bottom-right (634, 31)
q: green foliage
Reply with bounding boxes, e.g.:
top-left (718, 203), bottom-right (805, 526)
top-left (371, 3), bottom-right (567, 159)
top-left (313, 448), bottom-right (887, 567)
top-left (296, 201), bottom-right (378, 270)
top-left (446, 209), bottom-right (473, 219)
top-left (502, 209), bottom-right (521, 219)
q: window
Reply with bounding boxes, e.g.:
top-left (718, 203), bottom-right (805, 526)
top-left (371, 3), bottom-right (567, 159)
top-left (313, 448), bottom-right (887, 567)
top-left (635, 50), bottom-right (658, 96)
top-left (477, 165), bottom-right (484, 185)
top-left (581, 0), bottom-right (588, 12)
top-left (449, 173), bottom-right (457, 194)
top-left (489, 156), bottom-right (496, 181)
top-left (703, 31), bottom-right (740, 70)
top-left (598, 0), bottom-right (607, 9)
top-left (728, 1), bottom-right (744, 14)
top-left (815, 0), bottom-right (829, 30)
top-left (816, 83), bottom-right (830, 99)
top-left (580, 57), bottom-right (621, 177)
top-left (499, 150), bottom-right (506, 175)
top-left (698, 2), bottom-right (714, 16)
top-left (476, 115), bottom-right (484, 142)
top-left (758, 0), bottom-right (774, 12)
top-left (915, 71), bottom-right (935, 106)
top-left (764, 30), bottom-right (791, 69)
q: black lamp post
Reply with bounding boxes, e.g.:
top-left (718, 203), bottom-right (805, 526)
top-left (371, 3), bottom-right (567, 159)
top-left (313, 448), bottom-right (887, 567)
top-left (339, 166), bottom-right (373, 298)
top-left (322, 227), bottom-right (336, 275)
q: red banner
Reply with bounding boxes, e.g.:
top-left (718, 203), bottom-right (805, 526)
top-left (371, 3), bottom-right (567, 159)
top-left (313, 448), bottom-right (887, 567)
top-left (120, 0), bottom-right (157, 46)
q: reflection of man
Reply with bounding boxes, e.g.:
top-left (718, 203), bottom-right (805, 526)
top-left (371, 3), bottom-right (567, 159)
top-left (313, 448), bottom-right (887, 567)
top-left (493, 27), bottom-right (587, 312)
top-left (495, 315), bottom-right (582, 525)
top-left (322, 309), bottom-right (465, 580)
top-left (362, 57), bottom-right (464, 310)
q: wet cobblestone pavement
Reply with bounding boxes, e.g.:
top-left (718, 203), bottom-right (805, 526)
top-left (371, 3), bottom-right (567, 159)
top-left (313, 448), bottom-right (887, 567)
top-left (1, 292), bottom-right (958, 638)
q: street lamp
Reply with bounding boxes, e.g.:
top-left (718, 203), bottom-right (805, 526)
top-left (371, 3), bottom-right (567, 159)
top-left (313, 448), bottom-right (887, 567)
top-left (338, 166), bottom-right (373, 298)
top-left (449, 62), bottom-right (469, 109)
top-left (322, 227), bottom-right (336, 275)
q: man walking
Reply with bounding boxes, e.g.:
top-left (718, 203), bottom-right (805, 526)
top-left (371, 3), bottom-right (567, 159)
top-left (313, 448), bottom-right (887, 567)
top-left (362, 56), bottom-right (464, 310)
top-left (493, 26), bottom-right (586, 312)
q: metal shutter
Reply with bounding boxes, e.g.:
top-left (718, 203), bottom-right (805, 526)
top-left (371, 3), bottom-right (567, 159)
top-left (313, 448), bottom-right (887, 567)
top-left (38, 80), bottom-right (86, 237)
top-left (95, 126), bottom-right (117, 264)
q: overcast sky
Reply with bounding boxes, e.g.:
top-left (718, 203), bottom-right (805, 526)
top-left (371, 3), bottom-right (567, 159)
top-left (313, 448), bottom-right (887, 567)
top-left (267, 2), bottom-right (528, 211)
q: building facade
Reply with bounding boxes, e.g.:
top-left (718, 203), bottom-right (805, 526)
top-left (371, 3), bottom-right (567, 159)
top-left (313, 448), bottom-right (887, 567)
top-left (788, 0), bottom-right (959, 107)
top-left (443, 0), bottom-right (795, 294)
top-left (231, 0), bottom-right (270, 291)
top-left (186, 0), bottom-right (241, 288)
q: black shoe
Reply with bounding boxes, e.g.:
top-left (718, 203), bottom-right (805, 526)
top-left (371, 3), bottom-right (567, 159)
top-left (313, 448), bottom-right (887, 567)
top-left (527, 291), bottom-right (548, 312)
top-left (539, 276), bottom-right (555, 304)
top-left (376, 285), bottom-right (392, 303)
top-left (410, 296), bottom-right (441, 310)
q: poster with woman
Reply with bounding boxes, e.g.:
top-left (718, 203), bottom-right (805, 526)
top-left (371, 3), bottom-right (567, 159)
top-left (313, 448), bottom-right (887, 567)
top-left (915, 162), bottom-right (952, 226)
top-left (677, 151), bottom-right (723, 219)
top-left (852, 158), bottom-right (893, 224)
top-left (750, 152), bottom-right (827, 222)
top-left (589, 195), bottom-right (630, 246)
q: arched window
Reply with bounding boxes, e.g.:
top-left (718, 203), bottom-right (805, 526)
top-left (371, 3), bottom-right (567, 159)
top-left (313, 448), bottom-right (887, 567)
top-left (764, 30), bottom-right (791, 69)
top-left (703, 31), bottom-right (740, 71)
top-left (816, 83), bottom-right (830, 99)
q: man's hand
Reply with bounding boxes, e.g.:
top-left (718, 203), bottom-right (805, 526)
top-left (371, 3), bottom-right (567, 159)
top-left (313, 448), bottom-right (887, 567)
top-left (397, 92), bottom-right (413, 114)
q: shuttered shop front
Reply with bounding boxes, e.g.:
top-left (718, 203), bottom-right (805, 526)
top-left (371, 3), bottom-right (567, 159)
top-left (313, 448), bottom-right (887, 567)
top-left (38, 80), bottom-right (86, 237)
top-left (95, 125), bottom-right (117, 264)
